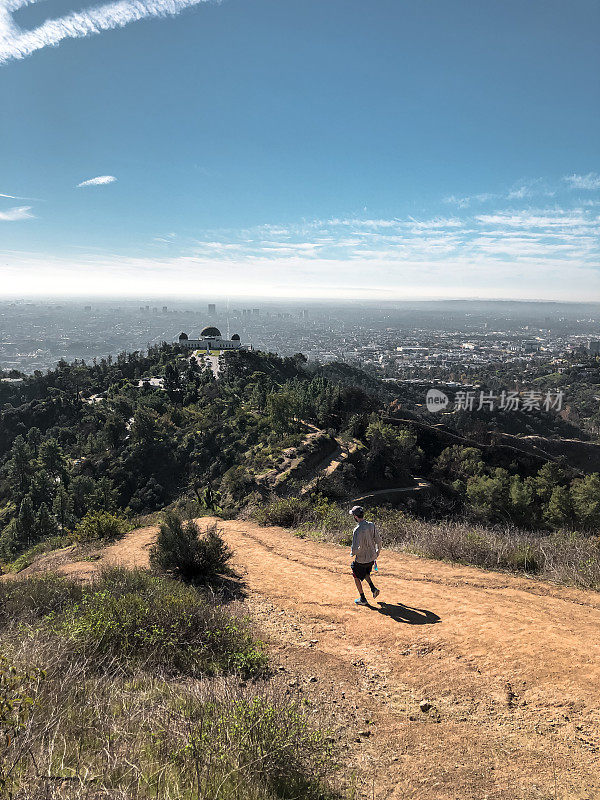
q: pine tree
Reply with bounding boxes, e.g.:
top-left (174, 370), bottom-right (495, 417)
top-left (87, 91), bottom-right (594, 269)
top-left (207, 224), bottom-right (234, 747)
top-left (26, 427), bottom-right (42, 458)
top-left (30, 470), bottom-right (56, 508)
top-left (15, 496), bottom-right (37, 548)
top-left (164, 363), bottom-right (183, 404)
top-left (39, 438), bottom-right (67, 480)
top-left (52, 486), bottom-right (74, 533)
top-left (36, 503), bottom-right (59, 540)
top-left (5, 435), bottom-right (34, 501)
top-left (544, 486), bottom-right (574, 528)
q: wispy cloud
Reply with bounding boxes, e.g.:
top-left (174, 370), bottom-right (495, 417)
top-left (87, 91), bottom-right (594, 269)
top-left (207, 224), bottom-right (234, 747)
top-left (0, 190), bottom-right (39, 200)
top-left (0, 0), bottom-right (213, 65)
top-left (184, 206), bottom-right (599, 273)
top-left (506, 179), bottom-right (554, 200)
top-left (0, 205), bottom-right (34, 221)
top-left (445, 179), bottom-right (556, 207)
top-left (443, 194), bottom-right (472, 208)
top-left (77, 175), bottom-right (117, 187)
top-left (563, 172), bottom-right (600, 190)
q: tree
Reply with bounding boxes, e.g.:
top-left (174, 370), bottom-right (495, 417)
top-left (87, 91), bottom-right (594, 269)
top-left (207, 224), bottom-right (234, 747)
top-left (163, 363), bottom-right (183, 404)
top-left (52, 486), bottom-right (75, 533)
top-left (26, 427), bottom-right (42, 458)
top-left (4, 436), bottom-right (33, 501)
top-left (570, 474), bottom-right (600, 529)
top-left (39, 438), bottom-right (66, 481)
top-left (435, 446), bottom-right (485, 481)
top-left (266, 391), bottom-right (298, 433)
top-left (508, 476), bottom-right (536, 528)
top-left (131, 407), bottom-right (161, 447)
top-left (544, 486), bottom-right (574, 528)
top-left (70, 475), bottom-right (96, 518)
top-left (36, 503), bottom-right (59, 540)
top-left (91, 477), bottom-right (118, 511)
top-left (103, 414), bottom-right (127, 449)
top-left (15, 496), bottom-right (37, 549)
top-left (364, 420), bottom-right (423, 483)
top-left (533, 462), bottom-right (564, 504)
top-left (250, 382), bottom-right (267, 412)
top-left (29, 470), bottom-right (55, 508)
top-left (466, 469), bottom-right (511, 522)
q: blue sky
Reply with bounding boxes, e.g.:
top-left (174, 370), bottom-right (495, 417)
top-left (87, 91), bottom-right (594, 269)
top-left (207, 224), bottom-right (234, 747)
top-left (1, 0), bottom-right (599, 299)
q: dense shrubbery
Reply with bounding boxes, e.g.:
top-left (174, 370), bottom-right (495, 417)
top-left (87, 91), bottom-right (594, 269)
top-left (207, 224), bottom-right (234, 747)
top-left (58, 569), bottom-right (263, 675)
top-left (150, 514), bottom-right (234, 583)
top-left (0, 567), bottom-right (337, 800)
top-left (254, 496), bottom-right (349, 535)
top-left (0, 568), bottom-right (265, 677)
top-left (435, 445), bottom-right (600, 531)
top-left (72, 509), bottom-right (131, 541)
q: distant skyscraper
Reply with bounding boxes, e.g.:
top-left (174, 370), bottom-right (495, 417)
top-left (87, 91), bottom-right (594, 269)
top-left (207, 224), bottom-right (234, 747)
top-left (162, 306), bottom-right (168, 313)
top-left (589, 340), bottom-right (600, 355)
top-left (252, 308), bottom-right (260, 316)
top-left (208, 304), bottom-right (216, 314)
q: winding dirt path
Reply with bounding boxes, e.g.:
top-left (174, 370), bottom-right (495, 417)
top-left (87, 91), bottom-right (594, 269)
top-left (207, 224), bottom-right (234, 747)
top-left (16, 518), bottom-right (600, 799)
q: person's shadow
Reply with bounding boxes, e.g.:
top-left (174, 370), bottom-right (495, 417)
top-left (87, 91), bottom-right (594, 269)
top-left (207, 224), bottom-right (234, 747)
top-left (371, 601), bottom-right (441, 625)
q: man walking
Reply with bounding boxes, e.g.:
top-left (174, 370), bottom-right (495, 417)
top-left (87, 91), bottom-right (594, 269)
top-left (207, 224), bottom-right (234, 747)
top-left (349, 505), bottom-right (381, 605)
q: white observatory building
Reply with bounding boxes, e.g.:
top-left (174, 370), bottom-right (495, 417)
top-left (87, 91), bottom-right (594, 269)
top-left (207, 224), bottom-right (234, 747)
top-left (176, 327), bottom-right (243, 352)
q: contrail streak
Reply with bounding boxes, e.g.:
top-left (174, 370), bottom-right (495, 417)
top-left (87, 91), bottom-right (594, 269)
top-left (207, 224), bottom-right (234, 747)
top-left (0, 0), bottom-right (214, 64)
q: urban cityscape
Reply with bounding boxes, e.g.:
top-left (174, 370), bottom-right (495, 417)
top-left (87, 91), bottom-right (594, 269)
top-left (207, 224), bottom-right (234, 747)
top-left (2, 298), bottom-right (600, 380)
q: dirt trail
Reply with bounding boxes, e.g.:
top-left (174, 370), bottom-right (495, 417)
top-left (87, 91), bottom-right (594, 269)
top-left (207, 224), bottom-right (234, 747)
top-left (16, 518), bottom-right (600, 799)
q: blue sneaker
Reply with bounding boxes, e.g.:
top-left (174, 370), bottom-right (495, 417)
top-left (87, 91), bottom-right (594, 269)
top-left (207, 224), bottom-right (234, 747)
top-left (355, 597), bottom-right (368, 605)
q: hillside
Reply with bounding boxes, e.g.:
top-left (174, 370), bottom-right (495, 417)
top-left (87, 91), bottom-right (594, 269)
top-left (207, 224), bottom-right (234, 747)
top-left (3, 345), bottom-right (600, 572)
top-left (11, 516), bottom-right (600, 800)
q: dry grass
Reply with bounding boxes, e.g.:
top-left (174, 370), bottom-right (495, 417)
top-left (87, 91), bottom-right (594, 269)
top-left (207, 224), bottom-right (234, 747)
top-left (0, 571), bottom-right (340, 800)
top-left (255, 498), bottom-right (600, 590)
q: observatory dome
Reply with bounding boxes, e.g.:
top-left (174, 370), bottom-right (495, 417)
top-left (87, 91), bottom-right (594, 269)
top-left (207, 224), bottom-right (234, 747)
top-left (200, 326), bottom-right (222, 338)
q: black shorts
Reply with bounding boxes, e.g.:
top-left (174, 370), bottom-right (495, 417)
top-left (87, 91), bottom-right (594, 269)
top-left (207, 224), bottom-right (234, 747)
top-left (351, 560), bottom-right (374, 581)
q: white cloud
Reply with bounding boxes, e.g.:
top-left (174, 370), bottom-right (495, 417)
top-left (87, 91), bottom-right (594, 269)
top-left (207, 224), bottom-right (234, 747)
top-left (183, 207), bottom-right (599, 276)
top-left (443, 195), bottom-right (471, 209)
top-left (0, 0), bottom-right (213, 65)
top-left (77, 175), bottom-right (117, 187)
top-left (506, 179), bottom-right (554, 201)
top-left (1, 201), bottom-right (598, 300)
top-left (0, 190), bottom-right (38, 200)
top-left (0, 205), bottom-right (34, 221)
top-left (563, 172), bottom-right (600, 190)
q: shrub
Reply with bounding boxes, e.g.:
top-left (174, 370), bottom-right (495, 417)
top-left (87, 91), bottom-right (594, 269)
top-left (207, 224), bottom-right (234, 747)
top-left (0, 572), bottom-right (85, 624)
top-left (0, 655), bottom-right (336, 800)
top-left (73, 510), bottom-right (131, 542)
top-left (182, 696), bottom-right (336, 800)
top-left (0, 657), bottom-right (41, 793)
top-left (0, 568), bottom-right (266, 677)
top-left (56, 571), bottom-right (264, 675)
top-left (254, 497), bottom-right (313, 528)
top-left (150, 514), bottom-right (233, 583)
